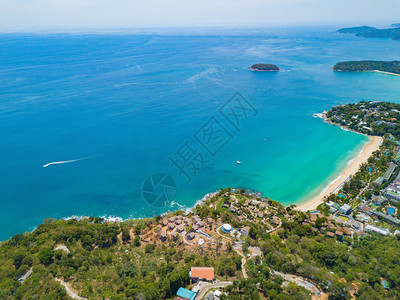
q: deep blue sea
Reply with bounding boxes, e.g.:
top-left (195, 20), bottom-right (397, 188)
top-left (1, 27), bottom-right (400, 240)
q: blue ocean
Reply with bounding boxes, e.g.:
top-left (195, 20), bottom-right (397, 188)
top-left (1, 27), bottom-right (400, 240)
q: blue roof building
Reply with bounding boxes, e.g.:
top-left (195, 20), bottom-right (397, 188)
top-left (382, 280), bottom-right (390, 289)
top-left (177, 287), bottom-right (197, 300)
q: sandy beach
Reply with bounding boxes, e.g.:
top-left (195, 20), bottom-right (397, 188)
top-left (296, 135), bottom-right (383, 212)
top-left (373, 70), bottom-right (400, 77)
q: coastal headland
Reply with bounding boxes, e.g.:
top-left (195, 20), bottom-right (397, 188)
top-left (332, 60), bottom-right (400, 76)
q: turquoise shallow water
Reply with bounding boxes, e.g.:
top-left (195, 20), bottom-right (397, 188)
top-left (1, 27), bottom-right (400, 240)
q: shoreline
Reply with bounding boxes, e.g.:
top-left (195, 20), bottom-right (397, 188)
top-left (333, 69), bottom-right (400, 77)
top-left (296, 134), bottom-right (383, 212)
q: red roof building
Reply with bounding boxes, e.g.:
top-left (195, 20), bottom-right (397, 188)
top-left (190, 267), bottom-right (215, 281)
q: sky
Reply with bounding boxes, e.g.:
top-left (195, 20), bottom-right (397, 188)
top-left (0, 0), bottom-right (399, 31)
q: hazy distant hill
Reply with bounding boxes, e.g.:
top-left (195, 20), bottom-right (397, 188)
top-left (337, 26), bottom-right (376, 34)
top-left (338, 25), bottom-right (400, 40)
top-left (357, 27), bottom-right (400, 40)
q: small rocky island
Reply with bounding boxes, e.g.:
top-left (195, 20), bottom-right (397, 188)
top-left (249, 63), bottom-right (280, 71)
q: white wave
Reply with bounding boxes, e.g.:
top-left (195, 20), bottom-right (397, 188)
top-left (170, 200), bottom-right (186, 209)
top-left (186, 67), bottom-right (218, 83)
top-left (347, 158), bottom-right (355, 166)
top-left (64, 215), bottom-right (123, 223)
top-left (100, 216), bottom-right (124, 223)
top-left (42, 157), bottom-right (88, 168)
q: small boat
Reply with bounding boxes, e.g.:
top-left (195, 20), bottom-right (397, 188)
top-left (237, 161), bottom-right (242, 164)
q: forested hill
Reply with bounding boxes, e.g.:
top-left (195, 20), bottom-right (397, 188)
top-left (2, 189), bottom-right (400, 299)
top-left (333, 61), bottom-right (400, 75)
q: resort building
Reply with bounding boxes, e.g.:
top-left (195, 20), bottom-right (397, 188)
top-left (326, 201), bottom-right (341, 213)
top-left (327, 232), bottom-right (335, 238)
top-left (159, 232), bottom-right (167, 241)
top-left (191, 285), bottom-right (200, 294)
top-left (372, 196), bottom-right (386, 206)
top-left (374, 163), bottom-right (397, 186)
top-left (272, 216), bottom-right (280, 225)
top-left (190, 267), bottom-right (215, 282)
top-left (370, 210), bottom-right (400, 226)
top-left (176, 287), bottom-right (196, 300)
top-left (18, 270), bottom-right (32, 284)
top-left (240, 226), bottom-right (250, 237)
top-left (384, 191), bottom-right (400, 203)
top-left (365, 224), bottom-right (390, 236)
top-left (221, 224), bottom-right (233, 233)
top-left (339, 204), bottom-right (352, 215)
top-left (186, 232), bottom-right (196, 240)
top-left (335, 230), bottom-right (344, 239)
top-left (394, 149), bottom-right (400, 163)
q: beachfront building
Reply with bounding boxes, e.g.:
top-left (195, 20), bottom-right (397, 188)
top-left (326, 201), bottom-right (341, 213)
top-left (374, 163), bottom-right (397, 186)
top-left (190, 267), bottom-right (215, 282)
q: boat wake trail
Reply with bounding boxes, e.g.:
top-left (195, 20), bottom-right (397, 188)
top-left (42, 157), bottom-right (89, 168)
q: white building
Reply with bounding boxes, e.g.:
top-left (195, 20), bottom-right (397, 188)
top-left (221, 224), bottom-right (233, 233)
top-left (339, 204), bottom-right (351, 215)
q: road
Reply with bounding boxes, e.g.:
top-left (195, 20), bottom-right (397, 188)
top-left (55, 278), bottom-right (87, 300)
top-left (196, 281), bottom-right (233, 300)
top-left (266, 218), bottom-right (282, 233)
top-left (217, 225), bottom-right (248, 279)
top-left (233, 247), bottom-right (248, 278)
top-left (271, 271), bottom-right (325, 298)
